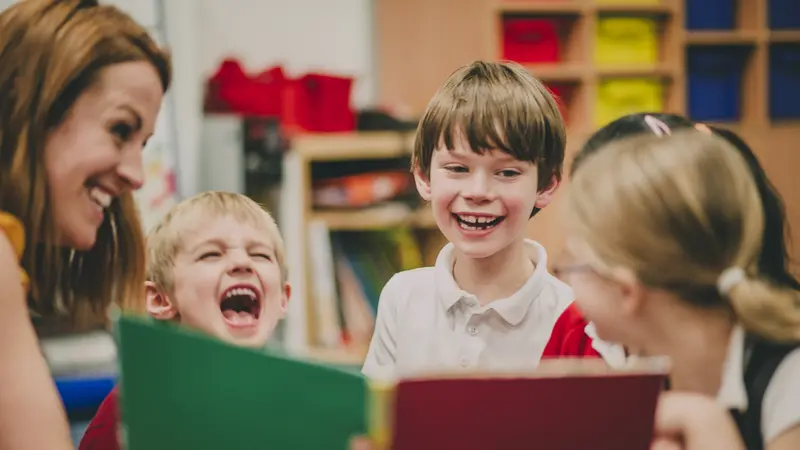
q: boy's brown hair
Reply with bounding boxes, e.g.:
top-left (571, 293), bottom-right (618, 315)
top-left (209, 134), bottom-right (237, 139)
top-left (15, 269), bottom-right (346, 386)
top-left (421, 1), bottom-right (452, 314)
top-left (146, 191), bottom-right (287, 294)
top-left (413, 60), bottom-right (566, 214)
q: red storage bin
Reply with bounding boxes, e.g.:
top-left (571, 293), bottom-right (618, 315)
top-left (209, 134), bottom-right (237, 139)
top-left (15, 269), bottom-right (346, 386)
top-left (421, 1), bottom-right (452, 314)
top-left (283, 73), bottom-right (355, 133)
top-left (502, 18), bottom-right (560, 63)
top-left (546, 83), bottom-right (571, 123)
top-left (205, 59), bottom-right (286, 117)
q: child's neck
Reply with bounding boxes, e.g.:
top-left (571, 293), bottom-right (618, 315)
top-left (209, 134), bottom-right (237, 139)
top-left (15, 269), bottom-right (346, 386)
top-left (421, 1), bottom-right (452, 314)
top-left (452, 240), bottom-right (534, 306)
top-left (652, 306), bottom-right (734, 396)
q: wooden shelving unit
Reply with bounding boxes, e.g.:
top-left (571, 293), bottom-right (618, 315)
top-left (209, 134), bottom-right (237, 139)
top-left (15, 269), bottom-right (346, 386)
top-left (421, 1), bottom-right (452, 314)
top-left (280, 0), bottom-right (800, 364)
top-left (279, 131), bottom-right (444, 365)
top-left (376, 0), bottom-right (800, 272)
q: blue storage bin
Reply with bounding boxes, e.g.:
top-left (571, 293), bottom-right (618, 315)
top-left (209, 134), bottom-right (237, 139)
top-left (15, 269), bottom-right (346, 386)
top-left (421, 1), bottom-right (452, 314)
top-left (687, 46), bottom-right (749, 121)
top-left (769, 0), bottom-right (800, 29)
top-left (55, 375), bottom-right (117, 413)
top-left (686, 0), bottom-right (736, 30)
top-left (769, 44), bottom-right (800, 119)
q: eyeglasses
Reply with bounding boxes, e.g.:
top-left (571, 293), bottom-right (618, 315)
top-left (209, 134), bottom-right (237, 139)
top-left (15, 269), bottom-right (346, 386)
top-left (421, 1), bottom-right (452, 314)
top-left (551, 263), bottom-right (594, 281)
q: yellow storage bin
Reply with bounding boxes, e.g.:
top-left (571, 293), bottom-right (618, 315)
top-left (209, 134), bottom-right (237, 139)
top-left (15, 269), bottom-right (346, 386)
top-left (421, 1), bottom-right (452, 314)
top-left (595, 78), bottom-right (663, 127)
top-left (595, 17), bottom-right (658, 66)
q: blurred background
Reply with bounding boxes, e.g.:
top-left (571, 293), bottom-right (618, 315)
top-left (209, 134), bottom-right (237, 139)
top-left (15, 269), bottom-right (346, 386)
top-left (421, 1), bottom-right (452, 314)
top-left (3, 0), bottom-right (797, 442)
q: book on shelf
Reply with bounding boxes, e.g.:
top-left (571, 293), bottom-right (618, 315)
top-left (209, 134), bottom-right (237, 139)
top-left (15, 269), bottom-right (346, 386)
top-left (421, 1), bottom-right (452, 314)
top-left (308, 224), bottom-right (424, 349)
top-left (117, 315), bottom-right (668, 450)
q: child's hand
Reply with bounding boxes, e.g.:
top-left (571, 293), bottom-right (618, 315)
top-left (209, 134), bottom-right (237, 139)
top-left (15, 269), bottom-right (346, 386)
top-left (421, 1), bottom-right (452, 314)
top-left (651, 391), bottom-right (744, 450)
top-left (349, 436), bottom-right (383, 450)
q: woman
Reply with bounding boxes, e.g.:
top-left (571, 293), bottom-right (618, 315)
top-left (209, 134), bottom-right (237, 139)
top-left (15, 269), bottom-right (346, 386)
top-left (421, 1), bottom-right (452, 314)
top-left (0, 0), bottom-right (170, 447)
top-left (561, 130), bottom-right (800, 450)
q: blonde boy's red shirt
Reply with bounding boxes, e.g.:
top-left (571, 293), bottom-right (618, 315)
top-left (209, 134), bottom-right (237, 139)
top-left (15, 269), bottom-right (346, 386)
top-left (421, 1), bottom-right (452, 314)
top-left (79, 387), bottom-right (121, 450)
top-left (542, 303), bottom-right (601, 358)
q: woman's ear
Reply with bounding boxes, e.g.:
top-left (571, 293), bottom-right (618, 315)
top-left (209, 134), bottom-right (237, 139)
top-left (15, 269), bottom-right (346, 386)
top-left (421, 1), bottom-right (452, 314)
top-left (145, 281), bottom-right (178, 320)
top-left (413, 165), bottom-right (432, 201)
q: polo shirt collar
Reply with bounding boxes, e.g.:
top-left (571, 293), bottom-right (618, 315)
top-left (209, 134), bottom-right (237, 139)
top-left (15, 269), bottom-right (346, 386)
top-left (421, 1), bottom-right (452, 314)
top-left (434, 239), bottom-right (549, 325)
top-left (717, 325), bottom-right (749, 412)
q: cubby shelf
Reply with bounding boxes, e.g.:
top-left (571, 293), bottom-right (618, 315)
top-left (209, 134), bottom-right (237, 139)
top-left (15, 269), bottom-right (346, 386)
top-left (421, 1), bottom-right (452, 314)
top-left (489, 0), bottom-right (800, 130)
top-left (279, 132), bottom-right (445, 363)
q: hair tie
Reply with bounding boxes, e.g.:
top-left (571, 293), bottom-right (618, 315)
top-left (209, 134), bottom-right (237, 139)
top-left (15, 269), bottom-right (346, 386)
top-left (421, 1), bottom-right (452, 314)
top-left (644, 115), bottom-right (671, 137)
top-left (717, 267), bottom-right (746, 296)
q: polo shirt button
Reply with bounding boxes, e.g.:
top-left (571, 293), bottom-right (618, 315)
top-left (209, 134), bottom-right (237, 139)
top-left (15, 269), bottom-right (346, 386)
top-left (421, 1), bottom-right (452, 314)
top-left (460, 357), bottom-right (470, 368)
top-left (468, 326), bottom-right (478, 336)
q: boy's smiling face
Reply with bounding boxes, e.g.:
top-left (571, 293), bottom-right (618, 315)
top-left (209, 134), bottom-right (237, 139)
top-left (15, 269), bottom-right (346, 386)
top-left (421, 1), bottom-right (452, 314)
top-left (415, 133), bottom-right (558, 260)
top-left (146, 214), bottom-right (290, 349)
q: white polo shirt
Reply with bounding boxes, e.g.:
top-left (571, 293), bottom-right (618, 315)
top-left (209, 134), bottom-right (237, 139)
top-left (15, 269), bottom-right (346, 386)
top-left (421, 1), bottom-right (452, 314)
top-left (361, 239), bottom-right (574, 380)
top-left (718, 325), bottom-right (800, 444)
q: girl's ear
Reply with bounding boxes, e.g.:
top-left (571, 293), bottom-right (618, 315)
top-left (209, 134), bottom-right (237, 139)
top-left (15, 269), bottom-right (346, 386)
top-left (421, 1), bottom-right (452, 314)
top-left (145, 281), bottom-right (178, 320)
top-left (413, 165), bottom-right (432, 201)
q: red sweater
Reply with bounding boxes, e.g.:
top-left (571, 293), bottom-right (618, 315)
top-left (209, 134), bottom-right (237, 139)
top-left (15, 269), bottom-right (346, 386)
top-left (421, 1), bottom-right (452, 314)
top-left (542, 303), bottom-right (600, 358)
top-left (79, 304), bottom-right (597, 449)
top-left (79, 387), bottom-right (121, 450)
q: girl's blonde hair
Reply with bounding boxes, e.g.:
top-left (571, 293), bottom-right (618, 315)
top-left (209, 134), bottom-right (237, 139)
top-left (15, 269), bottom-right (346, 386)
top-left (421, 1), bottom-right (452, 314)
top-left (0, 0), bottom-right (171, 329)
top-left (568, 130), bottom-right (800, 343)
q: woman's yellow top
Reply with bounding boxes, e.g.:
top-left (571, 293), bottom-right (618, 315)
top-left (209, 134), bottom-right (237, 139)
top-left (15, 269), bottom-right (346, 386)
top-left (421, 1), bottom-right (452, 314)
top-left (0, 211), bottom-right (28, 292)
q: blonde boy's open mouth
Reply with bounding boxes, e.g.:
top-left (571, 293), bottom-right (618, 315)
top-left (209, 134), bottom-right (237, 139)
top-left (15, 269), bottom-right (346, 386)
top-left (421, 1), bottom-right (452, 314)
top-left (219, 284), bottom-right (262, 328)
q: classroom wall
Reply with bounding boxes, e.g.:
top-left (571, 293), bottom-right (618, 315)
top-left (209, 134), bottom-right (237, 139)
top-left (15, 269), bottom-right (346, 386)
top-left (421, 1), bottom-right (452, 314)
top-left (164, 0), bottom-right (377, 197)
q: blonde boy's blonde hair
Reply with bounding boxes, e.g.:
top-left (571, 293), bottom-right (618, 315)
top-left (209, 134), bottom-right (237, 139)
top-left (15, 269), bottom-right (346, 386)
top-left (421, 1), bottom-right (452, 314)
top-left (146, 191), bottom-right (287, 291)
top-left (568, 130), bottom-right (800, 343)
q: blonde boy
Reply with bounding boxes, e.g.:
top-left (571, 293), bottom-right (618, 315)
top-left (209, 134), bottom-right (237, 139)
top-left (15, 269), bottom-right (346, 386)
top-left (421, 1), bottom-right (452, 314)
top-left (79, 191), bottom-right (291, 450)
top-left (362, 61), bottom-right (575, 380)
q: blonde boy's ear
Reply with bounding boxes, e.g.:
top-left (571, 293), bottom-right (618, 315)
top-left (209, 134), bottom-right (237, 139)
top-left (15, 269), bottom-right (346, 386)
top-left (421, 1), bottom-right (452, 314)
top-left (145, 281), bottom-right (178, 321)
top-left (413, 165), bottom-right (432, 201)
top-left (534, 174), bottom-right (561, 209)
top-left (279, 282), bottom-right (291, 318)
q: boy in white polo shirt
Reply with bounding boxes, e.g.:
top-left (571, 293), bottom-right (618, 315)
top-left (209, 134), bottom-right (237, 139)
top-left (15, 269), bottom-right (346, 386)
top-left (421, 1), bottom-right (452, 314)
top-left (361, 61), bottom-right (575, 380)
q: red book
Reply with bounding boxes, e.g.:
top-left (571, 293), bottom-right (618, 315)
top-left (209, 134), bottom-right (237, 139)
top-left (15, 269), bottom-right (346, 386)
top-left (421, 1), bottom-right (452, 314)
top-left (374, 359), bottom-right (669, 450)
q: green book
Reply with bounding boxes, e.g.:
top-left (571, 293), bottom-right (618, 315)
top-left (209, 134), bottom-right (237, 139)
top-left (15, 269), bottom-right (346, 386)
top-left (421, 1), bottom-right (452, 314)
top-left (115, 315), bottom-right (369, 450)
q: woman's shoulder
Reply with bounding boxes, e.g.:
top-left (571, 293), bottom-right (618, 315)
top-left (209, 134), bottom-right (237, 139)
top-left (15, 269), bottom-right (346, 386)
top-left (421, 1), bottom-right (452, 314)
top-left (0, 211), bottom-right (29, 290)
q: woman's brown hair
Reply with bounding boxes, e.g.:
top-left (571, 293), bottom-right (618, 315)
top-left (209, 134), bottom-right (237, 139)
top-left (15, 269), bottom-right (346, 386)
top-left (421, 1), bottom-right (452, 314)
top-left (0, 0), bottom-right (172, 329)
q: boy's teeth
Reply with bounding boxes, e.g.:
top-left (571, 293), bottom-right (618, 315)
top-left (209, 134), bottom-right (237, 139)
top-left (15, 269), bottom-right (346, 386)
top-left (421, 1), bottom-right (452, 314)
top-left (88, 187), bottom-right (112, 208)
top-left (224, 287), bottom-right (257, 299)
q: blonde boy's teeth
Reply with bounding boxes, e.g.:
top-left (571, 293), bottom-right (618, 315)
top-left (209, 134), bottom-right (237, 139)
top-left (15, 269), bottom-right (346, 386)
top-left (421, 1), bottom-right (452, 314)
top-left (477, 217), bottom-right (487, 223)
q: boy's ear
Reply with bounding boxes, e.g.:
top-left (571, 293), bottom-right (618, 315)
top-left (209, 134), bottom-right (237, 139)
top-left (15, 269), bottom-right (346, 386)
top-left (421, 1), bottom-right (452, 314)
top-left (145, 281), bottom-right (178, 321)
top-left (534, 174), bottom-right (561, 209)
top-left (413, 165), bottom-right (432, 201)
top-left (279, 282), bottom-right (291, 318)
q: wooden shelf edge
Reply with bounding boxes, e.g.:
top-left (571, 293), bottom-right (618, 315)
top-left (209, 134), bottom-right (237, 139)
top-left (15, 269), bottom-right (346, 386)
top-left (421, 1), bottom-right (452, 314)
top-left (524, 64), bottom-right (585, 82)
top-left (311, 206), bottom-right (436, 231)
top-left (769, 31), bottom-right (800, 44)
top-left (496, 1), bottom-right (584, 15)
top-left (291, 131), bottom-right (415, 162)
top-left (685, 30), bottom-right (763, 45)
top-left (595, 64), bottom-right (677, 78)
